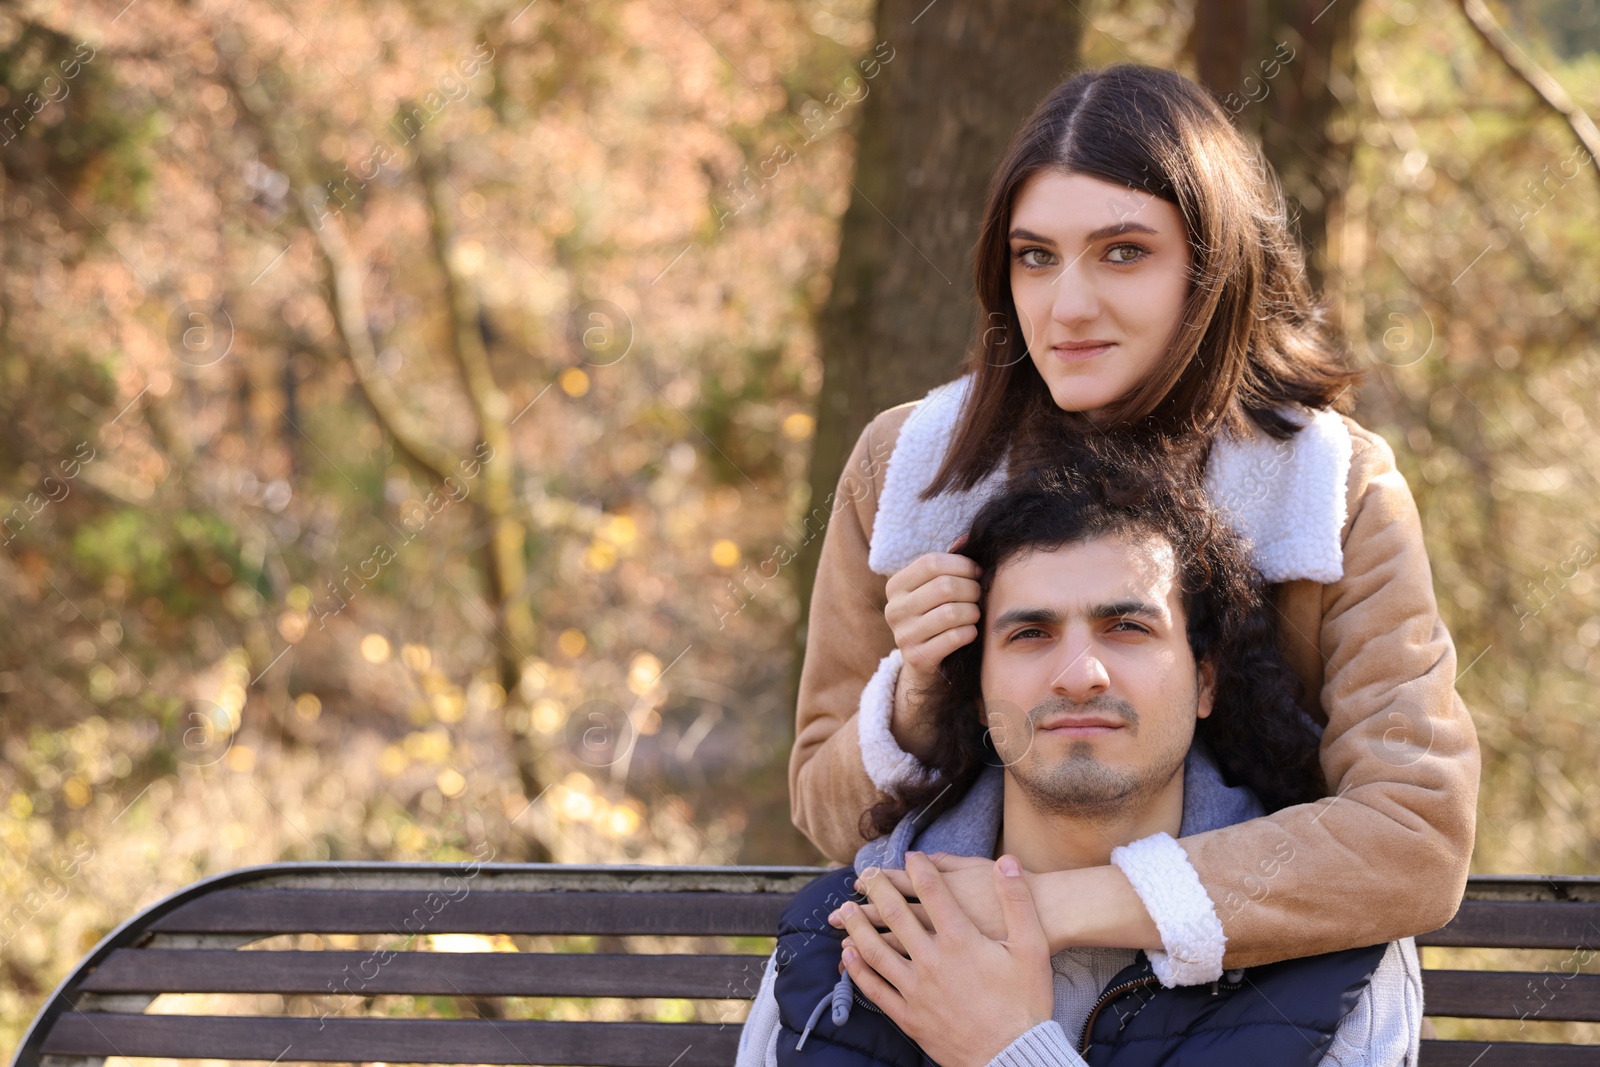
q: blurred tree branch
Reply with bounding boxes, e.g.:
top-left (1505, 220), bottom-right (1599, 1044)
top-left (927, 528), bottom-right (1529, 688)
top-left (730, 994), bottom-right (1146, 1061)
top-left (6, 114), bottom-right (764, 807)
top-left (211, 42), bottom-right (554, 851)
top-left (216, 61), bottom-right (465, 487)
top-left (1457, 0), bottom-right (1600, 189)
top-left (416, 141), bottom-right (539, 687)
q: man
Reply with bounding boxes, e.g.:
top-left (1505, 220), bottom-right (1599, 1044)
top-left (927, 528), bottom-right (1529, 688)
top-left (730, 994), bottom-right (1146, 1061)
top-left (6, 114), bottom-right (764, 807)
top-left (739, 453), bottom-right (1422, 1067)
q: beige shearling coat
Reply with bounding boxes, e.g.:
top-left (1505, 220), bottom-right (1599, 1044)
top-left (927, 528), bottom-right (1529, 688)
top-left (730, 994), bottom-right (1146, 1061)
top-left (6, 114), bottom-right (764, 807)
top-left (789, 384), bottom-right (1481, 969)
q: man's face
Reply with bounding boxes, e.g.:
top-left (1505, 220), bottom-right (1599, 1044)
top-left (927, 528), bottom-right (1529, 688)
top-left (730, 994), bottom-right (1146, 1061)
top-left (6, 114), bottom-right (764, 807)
top-left (977, 529), bottom-right (1215, 818)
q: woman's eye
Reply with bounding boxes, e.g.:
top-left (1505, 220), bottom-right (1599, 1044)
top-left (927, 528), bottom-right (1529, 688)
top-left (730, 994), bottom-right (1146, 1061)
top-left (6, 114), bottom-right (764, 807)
top-left (1012, 247), bottom-right (1052, 269)
top-left (1105, 243), bottom-right (1150, 264)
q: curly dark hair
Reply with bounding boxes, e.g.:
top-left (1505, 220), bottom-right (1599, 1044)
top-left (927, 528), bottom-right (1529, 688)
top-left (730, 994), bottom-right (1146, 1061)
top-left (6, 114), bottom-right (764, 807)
top-left (863, 432), bottom-right (1327, 840)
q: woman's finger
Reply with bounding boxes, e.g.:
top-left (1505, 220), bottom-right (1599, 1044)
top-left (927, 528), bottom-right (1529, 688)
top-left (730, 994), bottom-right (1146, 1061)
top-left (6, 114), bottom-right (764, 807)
top-left (890, 574), bottom-right (983, 631)
top-left (886, 551), bottom-right (983, 598)
top-left (896, 602), bottom-right (981, 653)
top-left (828, 897), bottom-right (930, 932)
top-left (907, 623), bottom-right (979, 668)
top-left (873, 867), bottom-right (917, 896)
top-left (861, 898), bottom-right (930, 931)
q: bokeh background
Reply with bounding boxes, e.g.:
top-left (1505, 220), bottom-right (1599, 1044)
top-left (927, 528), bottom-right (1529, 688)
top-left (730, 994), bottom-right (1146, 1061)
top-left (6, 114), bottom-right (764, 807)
top-left (2, 0), bottom-right (1599, 1052)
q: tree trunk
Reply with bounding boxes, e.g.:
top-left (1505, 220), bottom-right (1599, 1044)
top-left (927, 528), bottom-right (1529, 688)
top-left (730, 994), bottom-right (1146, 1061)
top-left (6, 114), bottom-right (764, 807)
top-left (1262, 0), bottom-right (1364, 298)
top-left (1190, 0), bottom-right (1365, 297)
top-left (792, 0), bottom-right (1085, 665)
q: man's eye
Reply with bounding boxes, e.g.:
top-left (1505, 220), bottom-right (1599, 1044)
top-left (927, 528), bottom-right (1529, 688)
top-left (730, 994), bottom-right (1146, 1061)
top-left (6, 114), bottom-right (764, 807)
top-left (1011, 627), bottom-right (1048, 641)
top-left (1109, 619), bottom-right (1149, 634)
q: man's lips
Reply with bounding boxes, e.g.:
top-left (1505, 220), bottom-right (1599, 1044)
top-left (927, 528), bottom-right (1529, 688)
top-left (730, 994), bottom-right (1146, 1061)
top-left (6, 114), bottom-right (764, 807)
top-left (1037, 716), bottom-right (1127, 734)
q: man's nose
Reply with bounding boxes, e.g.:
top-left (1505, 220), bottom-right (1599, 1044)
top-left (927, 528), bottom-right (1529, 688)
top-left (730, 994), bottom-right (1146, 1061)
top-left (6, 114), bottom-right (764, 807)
top-left (1048, 633), bottom-right (1110, 699)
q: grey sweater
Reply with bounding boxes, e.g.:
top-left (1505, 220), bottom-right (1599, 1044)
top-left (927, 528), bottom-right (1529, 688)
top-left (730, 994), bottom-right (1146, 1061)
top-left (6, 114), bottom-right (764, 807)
top-left (737, 747), bottom-right (1422, 1067)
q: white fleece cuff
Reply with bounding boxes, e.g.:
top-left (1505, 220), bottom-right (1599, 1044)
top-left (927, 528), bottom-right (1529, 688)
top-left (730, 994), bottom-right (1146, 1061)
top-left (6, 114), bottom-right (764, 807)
top-left (1110, 832), bottom-right (1226, 988)
top-left (856, 648), bottom-right (933, 792)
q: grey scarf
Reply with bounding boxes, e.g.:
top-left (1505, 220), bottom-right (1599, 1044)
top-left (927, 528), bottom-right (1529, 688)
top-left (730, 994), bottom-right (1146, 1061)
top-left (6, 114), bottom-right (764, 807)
top-left (853, 742), bottom-right (1265, 873)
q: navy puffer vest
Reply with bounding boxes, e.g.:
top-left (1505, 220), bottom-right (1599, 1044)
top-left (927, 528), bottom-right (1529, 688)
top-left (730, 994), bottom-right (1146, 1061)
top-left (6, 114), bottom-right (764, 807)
top-left (773, 866), bottom-right (1388, 1067)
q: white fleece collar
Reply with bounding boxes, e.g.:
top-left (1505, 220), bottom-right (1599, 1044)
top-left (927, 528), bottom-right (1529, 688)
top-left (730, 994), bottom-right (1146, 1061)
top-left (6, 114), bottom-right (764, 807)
top-left (866, 374), bottom-right (1351, 584)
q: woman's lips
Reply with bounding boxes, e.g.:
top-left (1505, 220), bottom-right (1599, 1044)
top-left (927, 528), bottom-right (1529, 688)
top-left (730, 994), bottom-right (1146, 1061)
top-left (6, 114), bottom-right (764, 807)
top-left (1051, 342), bottom-right (1114, 362)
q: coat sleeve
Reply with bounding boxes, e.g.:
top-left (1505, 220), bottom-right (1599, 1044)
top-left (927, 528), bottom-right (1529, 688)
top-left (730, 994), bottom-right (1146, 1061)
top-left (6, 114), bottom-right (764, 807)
top-left (986, 1022), bottom-right (1092, 1067)
top-left (788, 411), bottom-right (903, 864)
top-left (1180, 426), bottom-right (1482, 968)
top-left (1319, 938), bottom-right (1424, 1067)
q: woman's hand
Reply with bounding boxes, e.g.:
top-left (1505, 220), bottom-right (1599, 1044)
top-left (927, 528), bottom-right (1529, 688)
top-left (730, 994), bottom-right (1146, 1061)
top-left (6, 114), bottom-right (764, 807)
top-left (836, 851), bottom-right (1054, 1067)
top-left (829, 852), bottom-right (1012, 942)
top-left (884, 536), bottom-right (983, 753)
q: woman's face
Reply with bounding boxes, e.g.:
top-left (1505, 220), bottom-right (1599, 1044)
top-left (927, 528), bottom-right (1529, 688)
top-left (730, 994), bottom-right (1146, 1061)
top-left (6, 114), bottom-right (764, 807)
top-left (1007, 169), bottom-right (1193, 417)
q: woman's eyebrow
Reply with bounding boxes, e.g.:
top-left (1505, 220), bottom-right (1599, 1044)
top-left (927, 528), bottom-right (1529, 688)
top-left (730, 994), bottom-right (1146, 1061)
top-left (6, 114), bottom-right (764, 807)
top-left (1007, 227), bottom-right (1056, 245)
top-left (1007, 221), bottom-right (1160, 245)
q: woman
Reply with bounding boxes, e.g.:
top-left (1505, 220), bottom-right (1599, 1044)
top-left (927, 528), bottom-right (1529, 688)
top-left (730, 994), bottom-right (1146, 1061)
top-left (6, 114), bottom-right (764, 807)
top-left (789, 63), bottom-right (1479, 981)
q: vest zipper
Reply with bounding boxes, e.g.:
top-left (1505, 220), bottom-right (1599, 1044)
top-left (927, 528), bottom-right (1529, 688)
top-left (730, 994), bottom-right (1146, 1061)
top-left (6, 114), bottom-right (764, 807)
top-left (1077, 976), bottom-right (1161, 1054)
top-left (853, 989), bottom-right (886, 1014)
top-left (1077, 975), bottom-right (1246, 1054)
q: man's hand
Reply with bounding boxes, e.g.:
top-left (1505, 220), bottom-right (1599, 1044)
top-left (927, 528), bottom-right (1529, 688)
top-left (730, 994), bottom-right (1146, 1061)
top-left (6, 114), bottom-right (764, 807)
top-left (836, 851), bottom-right (1055, 1067)
top-left (829, 852), bottom-right (1013, 943)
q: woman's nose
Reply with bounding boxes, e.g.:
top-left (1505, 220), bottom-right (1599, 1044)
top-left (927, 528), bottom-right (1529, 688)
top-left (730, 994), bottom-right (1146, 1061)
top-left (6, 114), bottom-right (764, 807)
top-left (1050, 258), bottom-right (1100, 324)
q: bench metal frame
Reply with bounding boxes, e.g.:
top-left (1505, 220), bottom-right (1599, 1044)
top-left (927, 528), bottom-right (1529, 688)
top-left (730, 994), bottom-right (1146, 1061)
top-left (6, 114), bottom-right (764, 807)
top-left (11, 864), bottom-right (1600, 1066)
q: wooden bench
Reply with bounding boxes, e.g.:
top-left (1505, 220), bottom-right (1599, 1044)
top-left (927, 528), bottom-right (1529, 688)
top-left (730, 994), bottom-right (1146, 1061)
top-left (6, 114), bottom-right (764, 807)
top-left (10, 863), bottom-right (1600, 1066)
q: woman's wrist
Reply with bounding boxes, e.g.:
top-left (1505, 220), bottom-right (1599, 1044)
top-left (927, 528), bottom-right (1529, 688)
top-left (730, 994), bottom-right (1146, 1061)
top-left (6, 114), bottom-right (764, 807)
top-left (1028, 865), bottom-right (1163, 955)
top-left (889, 659), bottom-right (941, 761)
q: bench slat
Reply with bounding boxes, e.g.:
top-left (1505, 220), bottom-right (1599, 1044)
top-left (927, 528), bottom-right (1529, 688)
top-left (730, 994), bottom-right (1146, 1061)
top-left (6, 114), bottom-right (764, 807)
top-left (142, 888), bottom-right (1600, 945)
top-left (79, 951), bottom-right (1600, 1021)
top-left (1420, 1039), bottom-right (1600, 1065)
top-left (146, 890), bottom-right (792, 936)
top-left (80, 949), bottom-right (769, 999)
top-left (1422, 968), bottom-right (1600, 1022)
top-left (42, 1017), bottom-right (1600, 1066)
top-left (1417, 900), bottom-right (1600, 949)
top-left (41, 1014), bottom-right (740, 1066)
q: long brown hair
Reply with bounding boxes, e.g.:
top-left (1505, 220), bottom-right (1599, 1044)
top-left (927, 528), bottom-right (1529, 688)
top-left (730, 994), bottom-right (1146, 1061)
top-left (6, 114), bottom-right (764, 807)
top-left (923, 64), bottom-right (1360, 500)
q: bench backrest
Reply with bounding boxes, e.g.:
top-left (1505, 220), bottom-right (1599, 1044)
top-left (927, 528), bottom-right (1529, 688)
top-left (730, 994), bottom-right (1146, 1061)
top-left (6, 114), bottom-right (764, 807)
top-left (11, 864), bottom-right (1600, 1067)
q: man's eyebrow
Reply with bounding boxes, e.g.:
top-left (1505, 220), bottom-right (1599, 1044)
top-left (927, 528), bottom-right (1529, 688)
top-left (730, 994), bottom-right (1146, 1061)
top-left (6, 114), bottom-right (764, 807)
top-left (1089, 599), bottom-right (1167, 623)
top-left (989, 606), bottom-right (1061, 636)
top-left (989, 599), bottom-right (1166, 636)
top-left (1007, 221), bottom-right (1161, 245)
